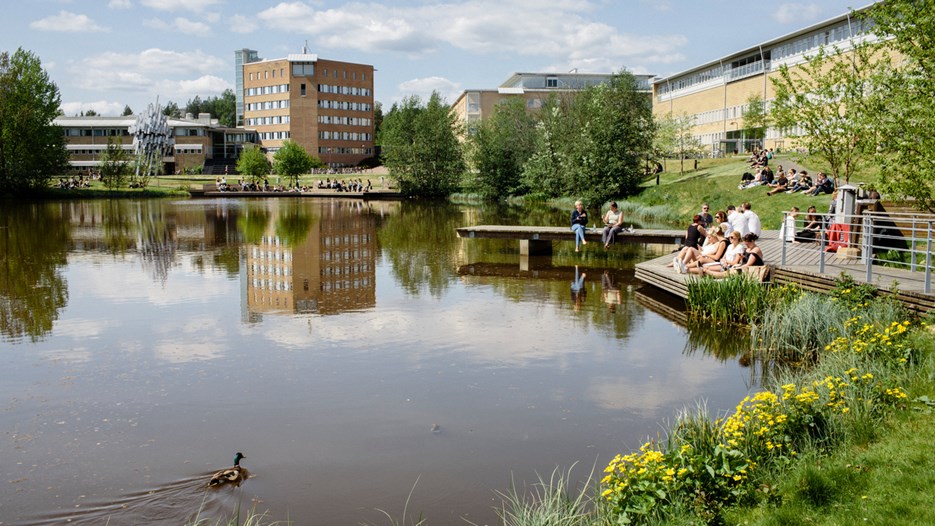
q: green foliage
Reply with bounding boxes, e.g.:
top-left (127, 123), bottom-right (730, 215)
top-left (0, 48), bottom-right (69, 194)
top-left (863, 0), bottom-right (935, 212)
top-left (185, 89), bottom-right (237, 127)
top-left (467, 97), bottom-right (538, 199)
top-left (685, 273), bottom-right (770, 324)
top-left (98, 138), bottom-right (131, 189)
top-left (162, 101), bottom-right (181, 118)
top-left (237, 144), bottom-right (271, 182)
top-left (381, 91), bottom-right (466, 198)
top-left (121, 105), bottom-right (133, 116)
top-left (521, 99), bottom-right (571, 200)
top-left (652, 112), bottom-right (702, 177)
top-left (272, 140), bottom-right (321, 188)
top-left (770, 42), bottom-right (886, 184)
top-left (492, 466), bottom-right (593, 526)
top-left (742, 93), bottom-right (768, 142)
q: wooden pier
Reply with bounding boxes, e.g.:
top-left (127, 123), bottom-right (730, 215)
top-left (455, 225), bottom-right (685, 255)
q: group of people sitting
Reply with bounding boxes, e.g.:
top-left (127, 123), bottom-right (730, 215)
top-left (316, 178), bottom-right (372, 192)
top-left (570, 201), bottom-right (634, 252)
top-left (740, 165), bottom-right (834, 197)
top-left (668, 202), bottom-right (765, 277)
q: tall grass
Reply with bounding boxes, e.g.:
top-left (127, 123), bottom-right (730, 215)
top-left (480, 465), bottom-right (596, 526)
top-left (685, 274), bottom-right (770, 324)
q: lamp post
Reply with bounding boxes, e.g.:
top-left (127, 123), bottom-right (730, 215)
top-left (729, 121), bottom-right (738, 155)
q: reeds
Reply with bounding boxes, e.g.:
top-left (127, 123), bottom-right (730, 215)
top-left (685, 273), bottom-right (770, 324)
top-left (487, 465), bottom-right (595, 526)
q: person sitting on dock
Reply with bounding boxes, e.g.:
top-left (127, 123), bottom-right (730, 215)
top-left (674, 227), bottom-right (727, 274)
top-left (571, 200), bottom-right (589, 252)
top-left (601, 202), bottom-right (625, 249)
top-left (667, 214), bottom-right (707, 270)
top-left (795, 206), bottom-right (823, 243)
top-left (687, 230), bottom-right (745, 275)
top-left (702, 233), bottom-right (764, 277)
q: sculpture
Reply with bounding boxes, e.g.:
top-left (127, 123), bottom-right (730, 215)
top-left (129, 99), bottom-right (174, 184)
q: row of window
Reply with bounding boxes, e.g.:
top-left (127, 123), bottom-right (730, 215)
top-left (318, 116), bottom-right (372, 126)
top-left (321, 68), bottom-right (366, 81)
top-left (321, 262), bottom-right (372, 275)
top-left (772, 19), bottom-right (872, 61)
top-left (246, 84), bottom-right (289, 97)
top-left (321, 277), bottom-right (371, 291)
top-left (252, 243), bottom-right (291, 257)
top-left (318, 146), bottom-right (372, 155)
top-left (258, 131), bottom-right (291, 141)
top-left (250, 263), bottom-right (292, 276)
top-left (249, 68), bottom-right (285, 81)
top-left (322, 233), bottom-right (371, 246)
top-left (64, 128), bottom-right (131, 137)
top-left (318, 84), bottom-right (371, 96)
top-left (251, 278), bottom-right (292, 292)
top-left (246, 100), bottom-right (290, 111)
top-left (245, 116), bottom-right (291, 126)
top-left (317, 100), bottom-right (372, 111)
top-left (319, 131), bottom-right (373, 141)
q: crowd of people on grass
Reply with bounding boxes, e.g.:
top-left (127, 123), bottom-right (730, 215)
top-left (215, 176), bottom-right (372, 193)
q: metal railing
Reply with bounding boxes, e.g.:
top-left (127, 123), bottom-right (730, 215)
top-left (779, 210), bottom-right (934, 294)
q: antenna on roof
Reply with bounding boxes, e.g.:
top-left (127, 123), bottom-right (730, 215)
top-left (303, 40), bottom-right (309, 54)
top-left (569, 68), bottom-right (578, 74)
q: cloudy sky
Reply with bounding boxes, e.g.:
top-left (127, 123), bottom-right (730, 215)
top-left (4, 0), bottom-right (866, 116)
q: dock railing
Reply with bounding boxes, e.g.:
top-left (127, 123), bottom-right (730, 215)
top-left (779, 210), bottom-right (934, 294)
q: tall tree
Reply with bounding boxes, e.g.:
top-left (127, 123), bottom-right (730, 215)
top-left (741, 92), bottom-right (769, 146)
top-left (468, 97), bottom-right (538, 199)
top-left (121, 105), bottom-right (133, 116)
top-left (863, 0), bottom-right (935, 211)
top-left (162, 101), bottom-right (181, 118)
top-left (653, 111), bottom-right (703, 177)
top-left (236, 144), bottom-right (271, 183)
top-left (770, 43), bottom-right (886, 184)
top-left (0, 48), bottom-right (69, 194)
top-left (381, 91), bottom-right (465, 198)
top-left (522, 97), bottom-right (572, 198)
top-left (98, 138), bottom-right (131, 189)
top-left (272, 140), bottom-right (322, 188)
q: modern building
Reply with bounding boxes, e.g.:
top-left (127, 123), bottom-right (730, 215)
top-left (241, 50), bottom-right (375, 168)
top-left (451, 72), bottom-right (654, 132)
top-left (234, 48), bottom-right (261, 127)
top-left (54, 114), bottom-right (257, 175)
top-left (652, 6), bottom-right (880, 155)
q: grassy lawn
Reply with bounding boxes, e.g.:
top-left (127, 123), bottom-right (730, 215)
top-left (627, 153), bottom-right (876, 229)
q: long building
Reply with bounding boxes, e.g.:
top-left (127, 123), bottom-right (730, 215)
top-left (652, 5), bottom-right (880, 155)
top-left (241, 50), bottom-right (375, 168)
top-left (451, 72), bottom-right (654, 133)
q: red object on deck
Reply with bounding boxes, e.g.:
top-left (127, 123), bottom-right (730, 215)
top-left (826, 223), bottom-right (850, 252)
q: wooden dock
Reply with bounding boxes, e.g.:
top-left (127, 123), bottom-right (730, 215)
top-left (455, 225), bottom-right (685, 255)
top-left (634, 231), bottom-right (935, 313)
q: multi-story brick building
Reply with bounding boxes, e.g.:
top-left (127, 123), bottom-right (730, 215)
top-left (241, 51), bottom-right (375, 168)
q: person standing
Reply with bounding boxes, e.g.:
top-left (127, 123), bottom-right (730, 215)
top-left (571, 200), bottom-right (589, 252)
top-left (742, 202), bottom-right (762, 237)
top-left (601, 202), bottom-right (624, 249)
top-left (727, 205), bottom-right (749, 237)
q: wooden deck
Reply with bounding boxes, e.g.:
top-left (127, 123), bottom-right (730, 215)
top-left (634, 231), bottom-right (935, 313)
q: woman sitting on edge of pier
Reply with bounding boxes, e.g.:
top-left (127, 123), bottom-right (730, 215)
top-left (673, 227), bottom-right (727, 274)
top-left (571, 200), bottom-right (589, 252)
top-left (701, 233), bottom-right (764, 278)
top-left (601, 202), bottom-right (625, 249)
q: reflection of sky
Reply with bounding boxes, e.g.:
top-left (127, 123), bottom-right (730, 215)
top-left (1, 222), bottom-right (754, 525)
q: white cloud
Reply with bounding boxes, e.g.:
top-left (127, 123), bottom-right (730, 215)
top-left (396, 77), bottom-right (461, 105)
top-left (139, 0), bottom-right (221, 12)
top-left (159, 75), bottom-right (233, 98)
top-left (229, 14), bottom-right (258, 34)
top-left (108, 0), bottom-right (132, 8)
top-left (254, 1), bottom-right (687, 71)
top-left (144, 16), bottom-right (212, 35)
top-left (61, 100), bottom-right (129, 116)
top-left (773, 3), bottom-right (824, 24)
top-left (30, 11), bottom-right (108, 32)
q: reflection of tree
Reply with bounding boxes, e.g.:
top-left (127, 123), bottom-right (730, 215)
top-left (237, 205), bottom-right (271, 245)
top-left (274, 202), bottom-right (315, 247)
top-left (378, 201), bottom-right (461, 297)
top-left (683, 318), bottom-right (750, 361)
top-left (0, 203), bottom-right (69, 342)
top-left (102, 200), bottom-right (135, 255)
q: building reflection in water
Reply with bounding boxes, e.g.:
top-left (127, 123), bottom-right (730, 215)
top-left (244, 200), bottom-right (391, 317)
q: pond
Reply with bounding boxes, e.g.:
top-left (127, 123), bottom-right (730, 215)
top-left (0, 198), bottom-right (757, 525)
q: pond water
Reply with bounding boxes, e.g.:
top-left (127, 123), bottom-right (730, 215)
top-left (0, 198), bottom-right (757, 525)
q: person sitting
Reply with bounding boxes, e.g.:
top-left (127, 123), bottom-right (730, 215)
top-left (738, 171), bottom-right (756, 189)
top-left (676, 227), bottom-right (728, 274)
top-left (779, 206), bottom-right (799, 242)
top-left (786, 171), bottom-right (810, 193)
top-left (765, 172), bottom-right (790, 196)
top-left (702, 233), bottom-right (764, 277)
top-left (714, 211), bottom-right (732, 236)
top-left (601, 202), bottom-right (625, 249)
top-left (806, 172), bottom-right (834, 195)
top-left (570, 200), bottom-right (589, 252)
top-left (668, 215), bottom-right (708, 270)
top-left (795, 206), bottom-right (823, 243)
top-left (688, 230), bottom-right (745, 275)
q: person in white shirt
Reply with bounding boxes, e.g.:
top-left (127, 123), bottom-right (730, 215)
top-left (727, 205), bottom-right (749, 237)
top-left (742, 202), bottom-right (762, 238)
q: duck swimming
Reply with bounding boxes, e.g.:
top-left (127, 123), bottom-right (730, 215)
top-left (208, 452), bottom-right (248, 488)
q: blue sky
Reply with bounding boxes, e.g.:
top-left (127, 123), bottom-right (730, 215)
top-left (3, 0), bottom-right (866, 116)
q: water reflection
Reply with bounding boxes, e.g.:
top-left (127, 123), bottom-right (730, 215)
top-left (0, 203), bottom-right (69, 342)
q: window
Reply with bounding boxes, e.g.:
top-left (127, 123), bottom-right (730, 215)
top-left (323, 68), bottom-right (327, 77)
top-left (264, 71), bottom-right (268, 79)
top-left (546, 77), bottom-right (558, 88)
top-left (300, 83), bottom-right (306, 96)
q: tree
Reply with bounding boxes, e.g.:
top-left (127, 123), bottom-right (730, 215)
top-left (468, 97), bottom-right (538, 199)
top-left (121, 105), bottom-right (133, 116)
top-left (522, 97), bottom-right (573, 198)
top-left (653, 111), bottom-right (703, 177)
top-left (162, 101), bottom-right (181, 118)
top-left (560, 71), bottom-right (655, 205)
top-left (272, 140), bottom-right (322, 188)
top-left (381, 91), bottom-right (466, 198)
top-left (83, 109), bottom-right (99, 117)
top-left (770, 43), bottom-right (886, 184)
top-left (863, 0), bottom-right (935, 211)
top-left (0, 48), bottom-right (69, 195)
top-left (741, 92), bottom-right (769, 147)
top-left (236, 144), bottom-right (271, 183)
top-left (184, 90), bottom-right (236, 127)
top-left (98, 138), bottom-right (131, 189)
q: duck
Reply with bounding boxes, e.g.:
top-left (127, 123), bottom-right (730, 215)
top-left (208, 452), bottom-right (248, 488)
